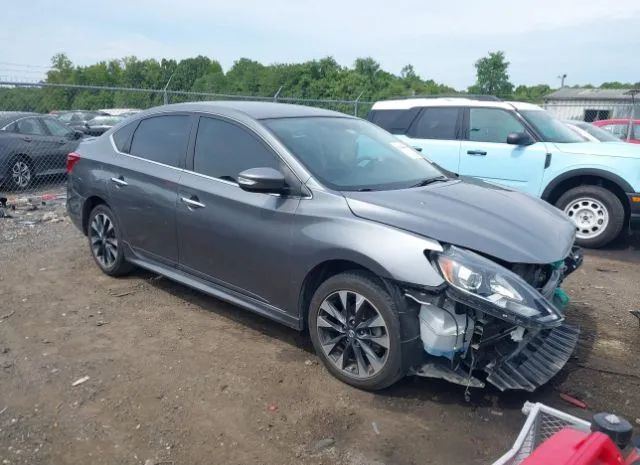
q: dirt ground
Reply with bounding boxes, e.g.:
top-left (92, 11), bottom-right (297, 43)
top-left (1, 192), bottom-right (639, 465)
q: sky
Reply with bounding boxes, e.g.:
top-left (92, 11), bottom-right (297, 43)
top-left (0, 0), bottom-right (638, 91)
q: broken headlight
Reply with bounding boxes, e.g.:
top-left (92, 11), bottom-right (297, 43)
top-left (433, 246), bottom-right (562, 327)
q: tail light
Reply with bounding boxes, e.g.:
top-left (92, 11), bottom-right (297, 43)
top-left (66, 152), bottom-right (81, 173)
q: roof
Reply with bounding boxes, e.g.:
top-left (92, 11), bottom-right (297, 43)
top-left (544, 88), bottom-right (637, 101)
top-left (0, 111), bottom-right (39, 127)
top-left (144, 101), bottom-right (348, 120)
top-left (371, 98), bottom-right (543, 111)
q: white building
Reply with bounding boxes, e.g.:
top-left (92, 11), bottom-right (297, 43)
top-left (543, 88), bottom-right (638, 122)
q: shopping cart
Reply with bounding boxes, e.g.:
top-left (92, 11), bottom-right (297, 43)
top-left (493, 402), bottom-right (639, 465)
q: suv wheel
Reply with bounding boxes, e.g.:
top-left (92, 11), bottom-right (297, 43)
top-left (88, 204), bottom-right (134, 276)
top-left (308, 271), bottom-right (404, 390)
top-left (556, 185), bottom-right (625, 248)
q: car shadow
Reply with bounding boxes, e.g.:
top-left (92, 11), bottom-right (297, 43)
top-left (586, 232), bottom-right (640, 263)
top-left (127, 267), bottom-right (601, 412)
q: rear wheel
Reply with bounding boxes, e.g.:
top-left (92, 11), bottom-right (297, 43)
top-left (88, 204), bottom-right (134, 276)
top-left (7, 157), bottom-right (33, 190)
top-left (556, 185), bottom-right (625, 248)
top-left (308, 271), bottom-right (404, 390)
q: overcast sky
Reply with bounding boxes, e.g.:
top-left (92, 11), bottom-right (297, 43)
top-left (1, 0), bottom-right (638, 90)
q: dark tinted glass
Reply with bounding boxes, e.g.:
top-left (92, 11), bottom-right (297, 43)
top-left (409, 107), bottom-right (459, 139)
top-left (129, 115), bottom-right (191, 166)
top-left (193, 117), bottom-right (279, 181)
top-left (113, 121), bottom-right (138, 152)
top-left (368, 110), bottom-right (404, 131)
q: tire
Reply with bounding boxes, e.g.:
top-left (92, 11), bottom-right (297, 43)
top-left (6, 156), bottom-right (33, 191)
top-left (308, 271), bottom-right (404, 390)
top-left (556, 185), bottom-right (625, 248)
top-left (87, 204), bottom-right (134, 276)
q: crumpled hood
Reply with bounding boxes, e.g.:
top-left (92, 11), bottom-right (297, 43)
top-left (343, 179), bottom-right (576, 264)
top-left (552, 141), bottom-right (640, 158)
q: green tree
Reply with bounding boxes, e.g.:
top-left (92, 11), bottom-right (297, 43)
top-left (468, 51), bottom-right (513, 98)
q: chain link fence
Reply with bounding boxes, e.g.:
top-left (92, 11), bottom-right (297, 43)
top-left (0, 81), bottom-right (373, 196)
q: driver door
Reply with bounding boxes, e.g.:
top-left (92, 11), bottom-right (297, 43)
top-left (458, 107), bottom-right (547, 196)
top-left (177, 115), bottom-right (301, 313)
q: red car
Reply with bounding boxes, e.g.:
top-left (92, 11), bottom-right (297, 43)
top-left (593, 119), bottom-right (640, 144)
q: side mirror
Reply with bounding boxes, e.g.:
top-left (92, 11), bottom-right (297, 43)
top-left (72, 130), bottom-right (84, 140)
top-left (507, 132), bottom-right (534, 146)
top-left (237, 167), bottom-right (287, 194)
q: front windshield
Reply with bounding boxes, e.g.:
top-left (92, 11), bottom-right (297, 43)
top-left (520, 110), bottom-right (584, 143)
top-left (264, 117), bottom-right (444, 191)
top-left (575, 122), bottom-right (621, 142)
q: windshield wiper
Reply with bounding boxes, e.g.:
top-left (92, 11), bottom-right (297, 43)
top-left (410, 175), bottom-right (449, 188)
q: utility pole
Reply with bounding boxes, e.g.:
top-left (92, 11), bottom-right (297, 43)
top-left (163, 71), bottom-right (176, 105)
top-left (557, 74), bottom-right (567, 88)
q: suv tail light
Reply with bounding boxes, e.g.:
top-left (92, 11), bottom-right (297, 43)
top-left (66, 152), bottom-right (81, 173)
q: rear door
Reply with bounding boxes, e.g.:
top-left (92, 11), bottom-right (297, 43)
top-left (396, 106), bottom-right (462, 173)
top-left (107, 114), bottom-right (193, 266)
top-left (12, 117), bottom-right (60, 176)
top-left (458, 107), bottom-right (547, 196)
top-left (177, 115), bottom-right (300, 310)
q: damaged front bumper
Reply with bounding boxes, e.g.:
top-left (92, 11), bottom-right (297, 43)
top-left (404, 247), bottom-right (583, 392)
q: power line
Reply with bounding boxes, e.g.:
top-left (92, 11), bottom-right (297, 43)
top-left (0, 61), bottom-right (54, 70)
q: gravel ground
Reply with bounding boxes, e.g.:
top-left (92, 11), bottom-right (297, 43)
top-left (1, 192), bottom-right (639, 465)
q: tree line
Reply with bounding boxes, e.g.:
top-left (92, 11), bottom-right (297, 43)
top-left (0, 51), bottom-right (637, 114)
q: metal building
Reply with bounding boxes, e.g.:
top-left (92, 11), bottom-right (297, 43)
top-left (542, 88), bottom-right (638, 122)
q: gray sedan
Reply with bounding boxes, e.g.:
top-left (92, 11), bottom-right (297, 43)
top-left (66, 102), bottom-right (582, 392)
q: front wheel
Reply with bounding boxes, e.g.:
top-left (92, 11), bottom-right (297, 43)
top-left (7, 157), bottom-right (33, 190)
top-left (556, 185), bottom-right (625, 248)
top-left (308, 271), bottom-right (404, 390)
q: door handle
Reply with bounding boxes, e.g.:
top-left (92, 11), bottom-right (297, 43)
top-left (181, 196), bottom-right (205, 209)
top-left (466, 150), bottom-right (487, 156)
top-left (412, 146), bottom-right (423, 152)
top-left (110, 177), bottom-right (128, 186)
top-left (22, 137), bottom-right (32, 142)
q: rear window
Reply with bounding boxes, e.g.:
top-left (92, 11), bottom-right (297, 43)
top-left (408, 107), bottom-right (460, 140)
top-left (368, 110), bottom-right (406, 132)
top-left (129, 115), bottom-right (191, 167)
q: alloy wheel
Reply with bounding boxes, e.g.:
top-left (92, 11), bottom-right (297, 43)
top-left (11, 160), bottom-right (31, 189)
top-left (316, 290), bottom-right (390, 379)
top-left (90, 213), bottom-right (118, 269)
top-left (564, 197), bottom-right (609, 240)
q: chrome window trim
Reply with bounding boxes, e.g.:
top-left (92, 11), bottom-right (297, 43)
top-left (109, 133), bottom-right (311, 198)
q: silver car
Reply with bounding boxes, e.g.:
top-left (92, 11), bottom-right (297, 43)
top-left (67, 102), bottom-right (582, 392)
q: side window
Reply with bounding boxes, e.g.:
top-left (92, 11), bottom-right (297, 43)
top-left (113, 121), bottom-right (138, 152)
top-left (601, 124), bottom-right (627, 140)
top-left (193, 117), bottom-right (279, 182)
top-left (16, 118), bottom-right (47, 136)
top-left (129, 115), bottom-right (191, 166)
top-left (42, 118), bottom-right (73, 137)
top-left (468, 108), bottom-right (526, 143)
top-left (408, 107), bottom-right (459, 140)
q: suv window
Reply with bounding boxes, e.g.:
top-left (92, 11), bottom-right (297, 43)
top-left (129, 115), bottom-right (191, 167)
top-left (408, 107), bottom-right (459, 140)
top-left (42, 117), bottom-right (73, 137)
top-left (16, 117), bottom-right (47, 136)
top-left (468, 108), bottom-right (525, 143)
top-left (193, 117), bottom-right (279, 182)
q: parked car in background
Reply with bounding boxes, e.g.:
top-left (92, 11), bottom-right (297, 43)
top-left (592, 119), bottom-right (640, 144)
top-left (67, 101), bottom-right (582, 392)
top-left (0, 112), bottom-right (82, 189)
top-left (55, 110), bottom-right (107, 132)
top-left (82, 115), bottom-right (126, 136)
top-left (563, 120), bottom-right (623, 143)
top-left (367, 97), bottom-right (640, 248)
top-left (99, 108), bottom-right (141, 117)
